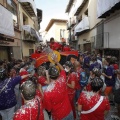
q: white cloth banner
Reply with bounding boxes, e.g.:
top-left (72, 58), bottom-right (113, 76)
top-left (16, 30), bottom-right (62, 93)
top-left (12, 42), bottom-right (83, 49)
top-left (97, 0), bottom-right (120, 18)
top-left (22, 25), bottom-right (42, 41)
top-left (22, 25), bottom-right (31, 33)
top-left (75, 16), bottom-right (89, 34)
top-left (0, 5), bottom-right (15, 36)
top-left (19, 0), bottom-right (37, 16)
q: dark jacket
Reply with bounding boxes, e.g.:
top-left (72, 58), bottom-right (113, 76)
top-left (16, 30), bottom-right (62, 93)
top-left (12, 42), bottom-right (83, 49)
top-left (0, 76), bottom-right (21, 110)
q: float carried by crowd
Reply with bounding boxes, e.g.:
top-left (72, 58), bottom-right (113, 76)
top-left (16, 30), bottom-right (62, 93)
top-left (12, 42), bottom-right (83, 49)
top-left (0, 37), bottom-right (120, 120)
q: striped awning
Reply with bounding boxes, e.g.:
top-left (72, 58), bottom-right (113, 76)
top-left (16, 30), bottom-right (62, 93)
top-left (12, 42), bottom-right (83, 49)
top-left (0, 5), bottom-right (14, 36)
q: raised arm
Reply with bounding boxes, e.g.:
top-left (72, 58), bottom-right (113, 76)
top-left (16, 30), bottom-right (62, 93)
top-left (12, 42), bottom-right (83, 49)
top-left (21, 74), bottom-right (31, 80)
top-left (52, 55), bottom-right (64, 71)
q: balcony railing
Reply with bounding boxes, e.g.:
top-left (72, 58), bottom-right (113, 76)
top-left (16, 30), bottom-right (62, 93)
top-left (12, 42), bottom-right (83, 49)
top-left (97, 0), bottom-right (120, 18)
top-left (24, 32), bottom-right (36, 42)
top-left (74, 16), bottom-right (89, 36)
top-left (22, 25), bottom-right (41, 42)
top-left (19, 0), bottom-right (37, 17)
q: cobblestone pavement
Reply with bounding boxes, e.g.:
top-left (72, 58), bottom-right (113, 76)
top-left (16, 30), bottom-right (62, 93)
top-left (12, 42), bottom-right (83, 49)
top-left (105, 105), bottom-right (118, 120)
top-left (47, 105), bottom-right (119, 120)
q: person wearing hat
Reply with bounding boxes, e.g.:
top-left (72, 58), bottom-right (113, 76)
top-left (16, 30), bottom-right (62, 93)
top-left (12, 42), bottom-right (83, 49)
top-left (65, 61), bottom-right (78, 119)
top-left (44, 57), bottom-right (73, 120)
top-left (13, 80), bottom-right (44, 120)
top-left (78, 77), bottom-right (110, 120)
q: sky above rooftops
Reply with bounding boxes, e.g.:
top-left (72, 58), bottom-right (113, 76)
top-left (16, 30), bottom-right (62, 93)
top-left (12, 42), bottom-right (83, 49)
top-left (35, 0), bottom-right (69, 32)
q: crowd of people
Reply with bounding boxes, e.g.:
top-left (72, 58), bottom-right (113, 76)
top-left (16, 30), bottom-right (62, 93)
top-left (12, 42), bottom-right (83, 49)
top-left (0, 39), bottom-right (120, 120)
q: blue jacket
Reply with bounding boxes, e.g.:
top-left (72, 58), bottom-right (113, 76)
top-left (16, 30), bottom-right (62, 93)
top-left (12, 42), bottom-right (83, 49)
top-left (0, 76), bottom-right (21, 110)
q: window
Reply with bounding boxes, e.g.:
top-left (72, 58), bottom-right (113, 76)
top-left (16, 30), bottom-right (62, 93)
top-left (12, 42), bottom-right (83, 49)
top-left (78, 16), bottom-right (82, 23)
top-left (29, 49), bottom-right (34, 55)
top-left (60, 29), bottom-right (65, 38)
top-left (6, 0), bottom-right (18, 27)
top-left (78, 44), bottom-right (80, 50)
top-left (85, 9), bottom-right (88, 16)
top-left (23, 13), bottom-right (28, 25)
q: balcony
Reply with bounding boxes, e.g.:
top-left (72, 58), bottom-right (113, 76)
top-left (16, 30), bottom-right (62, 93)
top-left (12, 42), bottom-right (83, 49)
top-left (97, 0), bottom-right (120, 18)
top-left (22, 25), bottom-right (40, 42)
top-left (94, 32), bottom-right (109, 49)
top-left (74, 0), bottom-right (88, 16)
top-left (24, 32), bottom-right (36, 42)
top-left (74, 16), bottom-right (89, 36)
top-left (19, 0), bottom-right (37, 17)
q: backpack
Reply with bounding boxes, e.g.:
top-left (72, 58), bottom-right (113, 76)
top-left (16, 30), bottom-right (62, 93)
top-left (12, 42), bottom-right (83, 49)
top-left (80, 72), bottom-right (88, 87)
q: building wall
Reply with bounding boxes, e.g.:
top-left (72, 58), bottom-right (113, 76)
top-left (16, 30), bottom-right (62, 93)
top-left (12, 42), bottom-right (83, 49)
top-left (45, 24), bottom-right (56, 41)
top-left (45, 22), bottom-right (68, 42)
top-left (88, 0), bottom-right (101, 29)
top-left (77, 1), bottom-right (89, 19)
top-left (54, 22), bottom-right (68, 42)
top-left (0, 0), bottom-right (3, 4)
top-left (0, 0), bottom-right (22, 60)
top-left (76, 0), bottom-right (102, 52)
top-left (22, 42), bottom-right (35, 56)
top-left (19, 5), bottom-right (35, 28)
top-left (19, 4), bottom-right (36, 57)
top-left (12, 46), bottom-right (21, 59)
top-left (104, 13), bottom-right (120, 49)
top-left (0, 31), bottom-right (21, 47)
top-left (78, 28), bottom-right (96, 51)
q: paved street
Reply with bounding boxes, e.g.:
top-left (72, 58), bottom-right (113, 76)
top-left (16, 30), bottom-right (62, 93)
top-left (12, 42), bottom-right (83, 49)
top-left (105, 105), bottom-right (118, 120)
